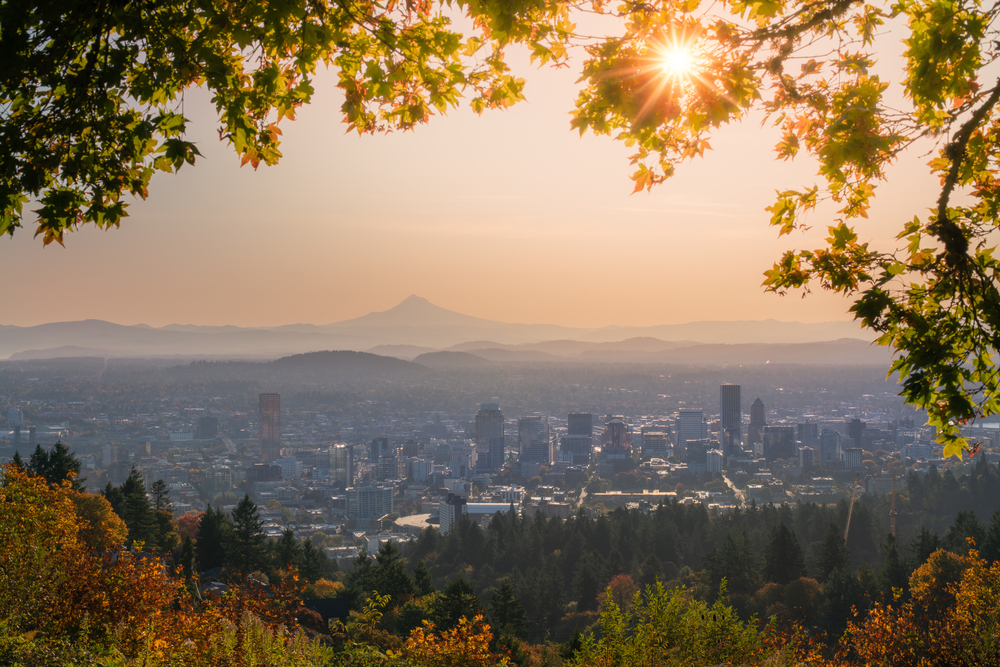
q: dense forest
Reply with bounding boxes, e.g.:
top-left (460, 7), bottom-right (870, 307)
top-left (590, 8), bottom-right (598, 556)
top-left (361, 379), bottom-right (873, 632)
top-left (6, 449), bottom-right (1000, 665)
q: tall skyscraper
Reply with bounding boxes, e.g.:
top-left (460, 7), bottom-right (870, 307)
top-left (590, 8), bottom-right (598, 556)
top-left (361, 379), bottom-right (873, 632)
top-left (720, 384), bottom-right (742, 457)
top-left (820, 429), bottom-right (843, 465)
top-left (747, 397), bottom-right (766, 450)
top-left (519, 416), bottom-right (553, 475)
top-left (561, 412), bottom-right (594, 465)
top-left (370, 437), bottom-right (389, 462)
top-left (568, 413), bottom-right (594, 436)
top-left (600, 417), bottom-right (632, 459)
top-left (476, 403), bottom-right (506, 471)
top-left (259, 393), bottom-right (281, 463)
top-left (847, 418), bottom-right (867, 448)
top-left (329, 444), bottom-right (354, 488)
top-left (763, 426), bottom-right (796, 461)
top-left (676, 409), bottom-right (706, 458)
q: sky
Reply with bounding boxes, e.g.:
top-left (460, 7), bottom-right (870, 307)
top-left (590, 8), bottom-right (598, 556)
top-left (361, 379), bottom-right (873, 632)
top-left (1, 20), bottom-right (944, 329)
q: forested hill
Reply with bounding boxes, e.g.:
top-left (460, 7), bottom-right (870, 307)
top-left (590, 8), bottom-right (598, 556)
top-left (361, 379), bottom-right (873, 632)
top-left (350, 459), bottom-right (1000, 645)
top-left (162, 350), bottom-right (428, 384)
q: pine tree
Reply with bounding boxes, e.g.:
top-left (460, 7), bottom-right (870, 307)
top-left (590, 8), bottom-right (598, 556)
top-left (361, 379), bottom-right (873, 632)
top-left (10, 451), bottom-right (24, 469)
top-left (911, 526), bottom-right (941, 566)
top-left (763, 522), bottom-right (807, 585)
top-left (703, 531), bottom-right (759, 598)
top-left (178, 535), bottom-right (195, 580)
top-left (371, 540), bottom-right (413, 602)
top-left (876, 533), bottom-right (909, 601)
top-left (101, 481), bottom-right (125, 517)
top-left (981, 508), bottom-right (1000, 563)
top-left (300, 538), bottom-right (328, 582)
top-left (26, 442), bottom-right (83, 490)
top-left (488, 579), bottom-right (527, 638)
top-left (276, 527), bottom-right (302, 569)
top-left (432, 576), bottom-right (482, 631)
top-left (413, 559), bottom-right (435, 596)
top-left (195, 506), bottom-right (230, 573)
top-left (814, 523), bottom-right (851, 583)
top-left (572, 551), bottom-right (603, 611)
top-left (120, 467), bottom-right (157, 547)
top-left (149, 479), bottom-right (177, 552)
top-left (226, 494), bottom-right (267, 575)
top-left (944, 510), bottom-right (985, 555)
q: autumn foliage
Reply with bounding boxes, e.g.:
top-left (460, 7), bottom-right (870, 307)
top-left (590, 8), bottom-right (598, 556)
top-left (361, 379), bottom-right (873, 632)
top-left (401, 614), bottom-right (509, 667)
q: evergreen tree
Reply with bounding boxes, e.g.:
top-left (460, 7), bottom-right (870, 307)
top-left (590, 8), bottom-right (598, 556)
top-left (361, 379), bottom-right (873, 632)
top-left (10, 451), bottom-right (24, 469)
top-left (814, 523), bottom-right (851, 583)
top-left (413, 559), bottom-right (435, 596)
top-left (944, 510), bottom-right (986, 555)
top-left (26, 442), bottom-right (83, 490)
top-left (276, 527), bottom-right (302, 569)
top-left (226, 494), bottom-right (267, 574)
top-left (763, 522), bottom-right (806, 585)
top-left (178, 535), bottom-right (195, 580)
top-left (432, 576), bottom-right (482, 631)
top-left (371, 540), bottom-right (413, 602)
top-left (821, 566), bottom-right (863, 640)
top-left (150, 479), bottom-right (177, 553)
top-left (300, 538), bottom-right (328, 582)
top-left (120, 467), bottom-right (157, 547)
top-left (876, 533), bottom-right (909, 602)
top-left (151, 479), bottom-right (171, 511)
top-left (911, 526), bottom-right (941, 566)
top-left (981, 508), bottom-right (1000, 563)
top-left (101, 481), bottom-right (125, 517)
top-left (195, 506), bottom-right (230, 573)
top-left (344, 551), bottom-right (375, 608)
top-left (488, 579), bottom-right (527, 638)
top-left (638, 554), bottom-right (663, 590)
top-left (703, 532), bottom-right (759, 598)
top-left (572, 551), bottom-right (604, 611)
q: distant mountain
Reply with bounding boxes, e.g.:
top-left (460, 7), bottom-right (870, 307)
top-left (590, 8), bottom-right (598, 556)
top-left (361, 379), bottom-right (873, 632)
top-left (367, 344), bottom-right (438, 361)
top-left (9, 345), bottom-right (120, 360)
top-left (334, 295), bottom-right (496, 328)
top-left (0, 295), bottom-right (873, 361)
top-left (413, 351), bottom-right (493, 368)
top-left (581, 338), bottom-right (890, 365)
top-left (461, 348), bottom-right (566, 363)
top-left (165, 350), bottom-right (425, 383)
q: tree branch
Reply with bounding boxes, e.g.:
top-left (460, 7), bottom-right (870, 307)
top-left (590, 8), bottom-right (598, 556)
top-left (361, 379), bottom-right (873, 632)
top-left (933, 78), bottom-right (1000, 266)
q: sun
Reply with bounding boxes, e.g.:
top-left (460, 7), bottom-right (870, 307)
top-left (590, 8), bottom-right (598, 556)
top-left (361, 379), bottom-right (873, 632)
top-left (660, 47), bottom-right (694, 78)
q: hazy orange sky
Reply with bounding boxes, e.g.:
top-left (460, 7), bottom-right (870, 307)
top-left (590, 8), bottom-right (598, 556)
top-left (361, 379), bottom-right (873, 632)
top-left (2, 30), bottom-right (941, 329)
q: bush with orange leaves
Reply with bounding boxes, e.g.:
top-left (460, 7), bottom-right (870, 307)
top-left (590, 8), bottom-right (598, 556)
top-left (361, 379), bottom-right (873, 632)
top-left (836, 547), bottom-right (1000, 666)
top-left (400, 614), bottom-right (509, 667)
top-left (0, 463), bottom-right (177, 654)
top-left (0, 464), bottom-right (322, 666)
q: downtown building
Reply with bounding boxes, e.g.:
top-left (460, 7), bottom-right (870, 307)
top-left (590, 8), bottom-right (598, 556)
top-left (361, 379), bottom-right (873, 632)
top-left (259, 393), bottom-right (281, 463)
top-left (519, 416), bottom-right (553, 478)
top-left (719, 384), bottom-right (742, 461)
top-left (676, 409), bottom-right (708, 458)
top-left (476, 403), bottom-right (506, 471)
top-left (560, 412), bottom-right (594, 465)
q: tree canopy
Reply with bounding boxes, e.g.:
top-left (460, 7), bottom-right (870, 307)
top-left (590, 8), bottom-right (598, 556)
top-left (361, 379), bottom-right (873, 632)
top-left (5, 0), bottom-right (1000, 448)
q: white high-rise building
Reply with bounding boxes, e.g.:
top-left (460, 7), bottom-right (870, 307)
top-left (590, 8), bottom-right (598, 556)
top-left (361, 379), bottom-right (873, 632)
top-left (347, 484), bottom-right (394, 519)
top-left (676, 409), bottom-right (707, 458)
top-left (277, 456), bottom-right (301, 479)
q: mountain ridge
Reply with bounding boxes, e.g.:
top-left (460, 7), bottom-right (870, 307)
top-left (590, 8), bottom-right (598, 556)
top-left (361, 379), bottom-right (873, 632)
top-left (0, 295), bottom-right (871, 360)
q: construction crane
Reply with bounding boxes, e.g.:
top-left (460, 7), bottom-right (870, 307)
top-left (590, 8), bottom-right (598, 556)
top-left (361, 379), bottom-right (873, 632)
top-left (844, 474), bottom-right (860, 542)
top-left (890, 471), bottom-right (898, 538)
